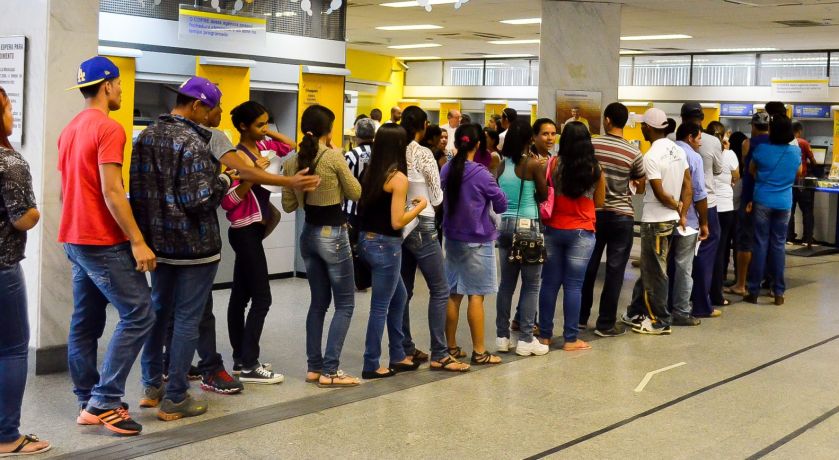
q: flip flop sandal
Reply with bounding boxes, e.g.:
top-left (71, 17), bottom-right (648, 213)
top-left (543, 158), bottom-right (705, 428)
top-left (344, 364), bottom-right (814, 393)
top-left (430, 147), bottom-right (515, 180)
top-left (305, 371), bottom-right (322, 384)
top-left (0, 435), bottom-right (51, 458)
top-left (447, 346), bottom-right (467, 359)
top-left (724, 287), bottom-right (746, 296)
top-left (429, 355), bottom-right (470, 372)
top-left (317, 371), bottom-right (359, 388)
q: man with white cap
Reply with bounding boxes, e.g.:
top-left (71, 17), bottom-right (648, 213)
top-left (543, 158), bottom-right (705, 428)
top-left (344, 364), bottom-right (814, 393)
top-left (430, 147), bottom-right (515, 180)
top-left (622, 108), bottom-right (692, 335)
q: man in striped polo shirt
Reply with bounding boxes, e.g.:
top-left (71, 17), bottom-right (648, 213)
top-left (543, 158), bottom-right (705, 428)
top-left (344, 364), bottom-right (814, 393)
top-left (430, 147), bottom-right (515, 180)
top-left (581, 103), bottom-right (645, 336)
top-left (343, 117), bottom-right (375, 224)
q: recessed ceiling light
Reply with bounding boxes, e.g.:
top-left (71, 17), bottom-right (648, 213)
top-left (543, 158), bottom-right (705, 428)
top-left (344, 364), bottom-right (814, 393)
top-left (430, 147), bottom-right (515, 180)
top-left (397, 56), bottom-right (442, 60)
top-left (619, 49), bottom-right (644, 55)
top-left (376, 24), bottom-right (443, 31)
top-left (482, 53), bottom-right (535, 58)
top-left (500, 18), bottom-right (541, 25)
top-left (706, 47), bottom-right (779, 52)
top-left (620, 34), bottom-right (692, 41)
top-left (275, 11), bottom-right (296, 17)
top-left (380, 0), bottom-right (457, 7)
top-left (387, 43), bottom-right (443, 49)
top-left (488, 39), bottom-right (540, 45)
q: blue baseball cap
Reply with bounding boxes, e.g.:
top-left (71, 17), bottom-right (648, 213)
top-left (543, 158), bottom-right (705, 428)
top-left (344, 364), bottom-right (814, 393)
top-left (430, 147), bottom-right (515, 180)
top-left (67, 56), bottom-right (120, 90)
top-left (169, 76), bottom-right (222, 109)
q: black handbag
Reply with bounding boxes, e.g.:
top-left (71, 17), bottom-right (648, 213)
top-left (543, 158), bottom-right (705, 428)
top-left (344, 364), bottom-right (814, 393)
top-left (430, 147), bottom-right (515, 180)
top-left (507, 174), bottom-right (546, 265)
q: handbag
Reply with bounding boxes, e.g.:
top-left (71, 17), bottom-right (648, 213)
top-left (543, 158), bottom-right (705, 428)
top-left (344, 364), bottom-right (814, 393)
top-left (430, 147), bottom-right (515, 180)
top-left (348, 220), bottom-right (372, 290)
top-left (507, 172), bottom-right (546, 265)
top-left (538, 155), bottom-right (556, 220)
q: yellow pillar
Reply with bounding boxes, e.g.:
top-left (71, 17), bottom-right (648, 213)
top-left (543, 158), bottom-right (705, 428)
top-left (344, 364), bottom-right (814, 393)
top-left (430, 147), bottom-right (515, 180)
top-left (623, 102), bottom-right (653, 153)
top-left (298, 68), bottom-right (345, 146)
top-left (484, 103), bottom-right (506, 127)
top-left (196, 58), bottom-right (251, 144)
top-left (830, 107), bottom-right (839, 179)
top-left (440, 101), bottom-right (461, 121)
top-left (530, 103), bottom-right (538, 126)
top-left (104, 55), bottom-right (136, 187)
top-left (702, 105), bottom-right (721, 124)
top-left (398, 100), bottom-right (416, 111)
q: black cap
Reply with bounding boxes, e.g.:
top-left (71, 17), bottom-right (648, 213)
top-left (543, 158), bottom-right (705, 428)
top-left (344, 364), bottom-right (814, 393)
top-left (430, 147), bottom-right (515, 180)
top-left (680, 102), bottom-right (704, 120)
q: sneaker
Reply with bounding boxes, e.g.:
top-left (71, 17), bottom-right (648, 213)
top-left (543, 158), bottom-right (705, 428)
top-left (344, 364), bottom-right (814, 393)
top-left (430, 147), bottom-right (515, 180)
top-left (77, 402), bottom-right (128, 425)
top-left (495, 337), bottom-right (511, 353)
top-left (238, 365), bottom-right (285, 385)
top-left (672, 315), bottom-right (701, 326)
top-left (201, 369), bottom-right (244, 394)
top-left (157, 394), bottom-right (208, 422)
top-left (632, 318), bottom-right (672, 335)
top-left (139, 384), bottom-right (165, 408)
top-left (594, 325), bottom-right (627, 337)
top-left (163, 365), bottom-right (201, 382)
top-left (78, 405), bottom-right (142, 436)
top-left (515, 338), bottom-right (549, 356)
top-left (232, 361), bottom-right (272, 375)
top-left (620, 312), bottom-right (643, 327)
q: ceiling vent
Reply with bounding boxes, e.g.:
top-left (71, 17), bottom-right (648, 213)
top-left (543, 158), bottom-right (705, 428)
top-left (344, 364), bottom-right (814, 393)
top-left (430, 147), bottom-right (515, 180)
top-left (436, 32), bottom-right (515, 40)
top-left (349, 40), bottom-right (386, 46)
top-left (774, 19), bottom-right (833, 27)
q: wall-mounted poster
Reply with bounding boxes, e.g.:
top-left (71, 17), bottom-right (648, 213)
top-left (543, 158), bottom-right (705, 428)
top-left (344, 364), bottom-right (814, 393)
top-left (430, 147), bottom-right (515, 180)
top-left (0, 36), bottom-right (25, 145)
top-left (556, 90), bottom-right (602, 135)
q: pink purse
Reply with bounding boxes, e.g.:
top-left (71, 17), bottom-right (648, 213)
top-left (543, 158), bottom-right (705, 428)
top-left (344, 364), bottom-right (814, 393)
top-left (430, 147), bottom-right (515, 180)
top-left (539, 156), bottom-right (556, 220)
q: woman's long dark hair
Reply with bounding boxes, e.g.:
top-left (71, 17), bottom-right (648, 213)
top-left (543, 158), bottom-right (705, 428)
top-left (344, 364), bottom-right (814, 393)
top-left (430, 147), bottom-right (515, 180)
top-left (556, 121), bottom-right (599, 198)
top-left (359, 123), bottom-right (408, 212)
top-left (0, 87), bottom-right (12, 149)
top-left (500, 120), bottom-right (531, 166)
top-left (445, 124), bottom-right (481, 216)
top-left (421, 124), bottom-right (442, 149)
top-left (729, 131), bottom-right (747, 175)
top-left (400, 105), bottom-right (427, 143)
top-left (298, 104), bottom-right (335, 171)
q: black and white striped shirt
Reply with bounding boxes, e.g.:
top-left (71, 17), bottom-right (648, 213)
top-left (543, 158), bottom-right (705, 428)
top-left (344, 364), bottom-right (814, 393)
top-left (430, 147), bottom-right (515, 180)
top-left (343, 143), bottom-right (372, 215)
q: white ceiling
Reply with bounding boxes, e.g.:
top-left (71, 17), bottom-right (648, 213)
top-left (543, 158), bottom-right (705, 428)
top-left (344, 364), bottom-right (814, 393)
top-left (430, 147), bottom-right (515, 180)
top-left (346, 0), bottom-right (839, 59)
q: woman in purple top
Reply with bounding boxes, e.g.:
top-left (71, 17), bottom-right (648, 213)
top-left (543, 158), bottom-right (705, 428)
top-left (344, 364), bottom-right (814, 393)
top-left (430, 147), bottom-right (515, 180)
top-left (441, 124), bottom-right (508, 365)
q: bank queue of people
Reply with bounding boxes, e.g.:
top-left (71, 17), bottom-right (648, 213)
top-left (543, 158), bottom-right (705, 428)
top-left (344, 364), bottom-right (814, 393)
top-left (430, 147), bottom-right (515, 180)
top-left (0, 55), bottom-right (802, 453)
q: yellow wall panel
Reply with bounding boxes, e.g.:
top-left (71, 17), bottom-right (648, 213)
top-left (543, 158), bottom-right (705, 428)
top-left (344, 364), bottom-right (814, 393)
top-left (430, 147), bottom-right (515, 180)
top-left (624, 103), bottom-right (653, 153)
top-left (346, 49), bottom-right (405, 121)
top-left (298, 69), bottom-right (345, 146)
top-left (484, 103), bottom-right (506, 127)
top-left (104, 56), bottom-right (136, 187)
top-left (195, 59), bottom-right (250, 144)
top-left (702, 107), bottom-right (720, 125)
top-left (439, 102), bottom-right (461, 124)
top-left (531, 104), bottom-right (538, 126)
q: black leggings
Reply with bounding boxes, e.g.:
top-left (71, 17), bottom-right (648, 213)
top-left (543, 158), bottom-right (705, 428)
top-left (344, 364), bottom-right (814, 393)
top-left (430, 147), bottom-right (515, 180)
top-left (227, 223), bottom-right (271, 369)
top-left (711, 210), bottom-right (737, 305)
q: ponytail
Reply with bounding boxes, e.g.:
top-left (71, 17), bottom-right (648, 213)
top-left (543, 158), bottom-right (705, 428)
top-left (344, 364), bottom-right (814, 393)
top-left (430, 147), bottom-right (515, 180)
top-left (298, 104), bottom-right (335, 171)
top-left (445, 124), bottom-right (481, 216)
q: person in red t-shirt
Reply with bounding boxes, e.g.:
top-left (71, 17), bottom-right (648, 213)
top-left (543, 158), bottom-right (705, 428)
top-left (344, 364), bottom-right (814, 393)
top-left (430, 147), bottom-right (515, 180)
top-left (788, 121), bottom-right (817, 246)
top-left (58, 57), bottom-right (155, 437)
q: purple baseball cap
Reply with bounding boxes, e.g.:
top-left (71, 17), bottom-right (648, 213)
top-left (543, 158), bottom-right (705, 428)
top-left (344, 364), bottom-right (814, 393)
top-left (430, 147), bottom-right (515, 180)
top-left (171, 76), bottom-right (222, 109)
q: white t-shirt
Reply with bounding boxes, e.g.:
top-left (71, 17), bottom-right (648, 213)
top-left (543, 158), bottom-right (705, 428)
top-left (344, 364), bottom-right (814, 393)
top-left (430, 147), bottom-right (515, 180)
top-left (443, 124), bottom-right (458, 155)
top-left (498, 129), bottom-right (507, 150)
top-left (696, 132), bottom-right (723, 208)
top-left (714, 149), bottom-right (739, 213)
top-left (642, 137), bottom-right (689, 223)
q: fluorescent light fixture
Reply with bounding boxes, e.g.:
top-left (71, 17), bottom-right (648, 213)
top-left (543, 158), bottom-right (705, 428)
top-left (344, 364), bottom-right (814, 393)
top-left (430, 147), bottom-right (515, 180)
top-left (397, 56), bottom-right (441, 60)
top-left (387, 43), bottom-right (442, 49)
top-left (437, 99), bottom-right (458, 103)
top-left (528, 100), bottom-right (538, 105)
top-left (620, 49), bottom-right (644, 55)
top-left (481, 100), bottom-right (507, 104)
top-left (488, 39), bottom-right (540, 45)
top-left (381, 0), bottom-right (456, 7)
top-left (500, 18), bottom-right (541, 25)
top-left (376, 24), bottom-right (443, 31)
top-left (264, 11), bottom-right (297, 17)
top-left (482, 53), bottom-right (535, 58)
top-left (706, 47), bottom-right (778, 52)
top-left (620, 34), bottom-right (692, 41)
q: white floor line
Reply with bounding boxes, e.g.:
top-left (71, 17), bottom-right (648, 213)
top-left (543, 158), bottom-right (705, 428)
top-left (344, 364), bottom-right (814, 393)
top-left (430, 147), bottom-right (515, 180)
top-left (634, 362), bottom-right (687, 393)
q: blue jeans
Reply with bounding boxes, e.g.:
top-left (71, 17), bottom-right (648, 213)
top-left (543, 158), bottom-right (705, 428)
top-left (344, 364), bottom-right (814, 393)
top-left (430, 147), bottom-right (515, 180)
top-left (141, 262), bottom-right (218, 403)
top-left (401, 216), bottom-right (448, 361)
top-left (667, 232), bottom-right (698, 319)
top-left (691, 207), bottom-right (720, 317)
top-left (0, 264), bottom-right (28, 442)
top-left (360, 232), bottom-right (407, 372)
top-left (497, 217), bottom-right (542, 343)
top-left (538, 227), bottom-right (596, 342)
top-left (628, 222), bottom-right (676, 327)
top-left (581, 211), bottom-right (635, 331)
top-left (747, 204), bottom-right (791, 296)
top-left (299, 223), bottom-right (356, 375)
top-left (65, 243), bottom-right (155, 410)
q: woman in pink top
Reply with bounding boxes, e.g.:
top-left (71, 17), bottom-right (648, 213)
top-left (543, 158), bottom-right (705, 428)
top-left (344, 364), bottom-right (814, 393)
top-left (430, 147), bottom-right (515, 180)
top-left (538, 121), bottom-right (605, 351)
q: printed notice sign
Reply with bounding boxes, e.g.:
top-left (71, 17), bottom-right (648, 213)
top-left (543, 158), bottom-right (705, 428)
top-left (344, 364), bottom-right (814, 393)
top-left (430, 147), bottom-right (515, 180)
top-left (178, 6), bottom-right (266, 45)
top-left (770, 78), bottom-right (829, 102)
top-left (0, 36), bottom-right (25, 145)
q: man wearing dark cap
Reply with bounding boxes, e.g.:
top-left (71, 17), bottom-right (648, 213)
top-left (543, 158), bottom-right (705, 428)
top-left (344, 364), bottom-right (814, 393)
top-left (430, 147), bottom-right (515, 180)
top-left (60, 56), bottom-right (155, 436)
top-left (728, 111), bottom-right (770, 297)
top-left (130, 76), bottom-right (235, 421)
top-left (677, 102), bottom-right (723, 318)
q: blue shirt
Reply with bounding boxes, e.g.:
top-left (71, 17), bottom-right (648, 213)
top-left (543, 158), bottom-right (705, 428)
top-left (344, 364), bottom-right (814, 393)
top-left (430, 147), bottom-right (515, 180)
top-left (741, 134), bottom-right (769, 209)
top-left (752, 142), bottom-right (801, 210)
top-left (676, 141), bottom-right (707, 229)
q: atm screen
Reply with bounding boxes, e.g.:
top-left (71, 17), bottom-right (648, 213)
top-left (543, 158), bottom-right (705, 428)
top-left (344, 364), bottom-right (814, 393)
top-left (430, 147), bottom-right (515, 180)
top-left (811, 146), bottom-right (828, 165)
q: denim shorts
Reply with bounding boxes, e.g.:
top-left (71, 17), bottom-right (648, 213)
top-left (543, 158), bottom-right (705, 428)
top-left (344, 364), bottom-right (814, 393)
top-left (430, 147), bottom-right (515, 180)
top-left (444, 239), bottom-right (497, 295)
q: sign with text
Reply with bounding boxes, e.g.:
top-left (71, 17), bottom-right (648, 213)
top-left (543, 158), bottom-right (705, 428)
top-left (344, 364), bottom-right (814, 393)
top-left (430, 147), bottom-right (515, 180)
top-left (178, 6), bottom-right (266, 45)
top-left (793, 104), bottom-right (831, 119)
top-left (720, 103), bottom-right (753, 117)
top-left (0, 36), bottom-right (25, 145)
top-left (770, 78), bottom-right (829, 102)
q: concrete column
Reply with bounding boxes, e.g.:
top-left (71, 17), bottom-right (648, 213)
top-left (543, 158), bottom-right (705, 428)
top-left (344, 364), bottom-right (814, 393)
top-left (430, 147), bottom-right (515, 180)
top-left (537, 0), bottom-right (621, 134)
top-left (0, 0), bottom-right (99, 373)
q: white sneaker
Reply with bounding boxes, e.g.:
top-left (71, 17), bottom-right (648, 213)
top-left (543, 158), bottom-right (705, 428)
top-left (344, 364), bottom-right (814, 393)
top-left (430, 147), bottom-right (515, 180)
top-left (238, 365), bottom-right (285, 384)
top-left (620, 312), bottom-right (644, 327)
top-left (515, 338), bottom-right (549, 356)
top-left (631, 317), bottom-right (672, 335)
top-left (495, 337), bottom-right (511, 353)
